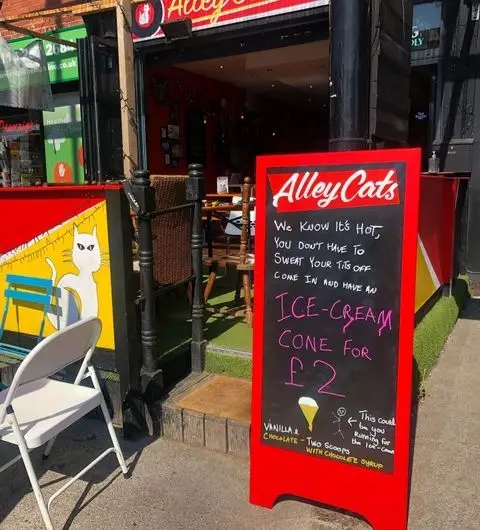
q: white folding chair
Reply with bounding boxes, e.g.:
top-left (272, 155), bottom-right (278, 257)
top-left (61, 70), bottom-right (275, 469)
top-left (0, 317), bottom-right (128, 530)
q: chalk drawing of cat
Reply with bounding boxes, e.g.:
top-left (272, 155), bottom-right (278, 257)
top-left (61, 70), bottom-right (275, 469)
top-left (46, 224), bottom-right (103, 330)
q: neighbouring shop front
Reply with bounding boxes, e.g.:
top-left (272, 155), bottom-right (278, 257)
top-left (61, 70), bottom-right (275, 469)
top-left (81, 1), bottom-right (444, 186)
top-left (135, 0), bottom-right (330, 192)
top-left (80, 0), bottom-right (331, 188)
top-left (2, 25), bottom-right (87, 186)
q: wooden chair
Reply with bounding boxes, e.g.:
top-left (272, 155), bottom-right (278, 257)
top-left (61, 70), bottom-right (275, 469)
top-left (132, 175), bottom-right (192, 290)
top-left (150, 175), bottom-right (192, 287)
top-left (203, 177), bottom-right (254, 325)
top-left (131, 175), bottom-right (194, 308)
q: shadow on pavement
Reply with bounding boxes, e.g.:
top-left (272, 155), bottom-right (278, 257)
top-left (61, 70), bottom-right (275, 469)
top-left (275, 495), bottom-right (370, 529)
top-left (0, 418), bottom-right (153, 527)
top-left (458, 297), bottom-right (480, 321)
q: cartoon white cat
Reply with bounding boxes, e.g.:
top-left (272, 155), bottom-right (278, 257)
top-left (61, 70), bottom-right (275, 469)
top-left (46, 224), bottom-right (102, 330)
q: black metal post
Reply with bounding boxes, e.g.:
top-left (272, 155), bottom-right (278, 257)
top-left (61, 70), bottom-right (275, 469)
top-left (131, 170), bottom-right (162, 397)
top-left (135, 53), bottom-right (148, 170)
top-left (105, 188), bottom-right (147, 439)
top-left (329, 0), bottom-right (370, 151)
top-left (187, 163), bottom-right (206, 372)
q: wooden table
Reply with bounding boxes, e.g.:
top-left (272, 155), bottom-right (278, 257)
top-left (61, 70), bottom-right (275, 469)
top-left (206, 193), bottom-right (241, 199)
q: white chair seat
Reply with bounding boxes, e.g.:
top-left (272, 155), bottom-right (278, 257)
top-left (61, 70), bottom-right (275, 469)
top-left (0, 378), bottom-right (101, 449)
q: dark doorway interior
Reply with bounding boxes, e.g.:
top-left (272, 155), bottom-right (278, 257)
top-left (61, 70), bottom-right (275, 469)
top-left (409, 65), bottom-right (437, 170)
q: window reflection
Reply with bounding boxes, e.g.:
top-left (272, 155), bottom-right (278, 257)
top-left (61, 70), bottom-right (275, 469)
top-left (412, 1), bottom-right (442, 51)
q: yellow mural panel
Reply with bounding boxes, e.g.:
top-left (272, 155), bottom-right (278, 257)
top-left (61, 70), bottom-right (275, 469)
top-left (0, 202), bottom-right (115, 350)
top-left (415, 240), bottom-right (439, 313)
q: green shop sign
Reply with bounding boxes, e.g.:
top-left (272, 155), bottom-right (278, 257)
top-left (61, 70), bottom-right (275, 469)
top-left (43, 94), bottom-right (85, 184)
top-left (8, 26), bottom-right (87, 84)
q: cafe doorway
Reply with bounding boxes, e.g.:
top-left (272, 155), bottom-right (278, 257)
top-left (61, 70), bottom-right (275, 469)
top-left (408, 65), bottom-right (437, 171)
top-left (131, 15), bottom-right (330, 361)
top-left (139, 13), bottom-right (330, 193)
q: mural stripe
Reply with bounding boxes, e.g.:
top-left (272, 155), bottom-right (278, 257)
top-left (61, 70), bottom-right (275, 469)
top-left (419, 236), bottom-right (440, 289)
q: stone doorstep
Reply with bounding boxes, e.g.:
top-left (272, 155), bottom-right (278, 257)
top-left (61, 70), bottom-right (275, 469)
top-left (161, 402), bottom-right (251, 457)
top-left (159, 373), bottom-right (252, 457)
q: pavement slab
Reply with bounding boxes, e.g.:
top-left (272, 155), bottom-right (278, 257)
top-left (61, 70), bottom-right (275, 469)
top-left (0, 420), bottom-right (368, 529)
top-left (2, 299), bottom-right (480, 529)
top-left (408, 299), bottom-right (480, 530)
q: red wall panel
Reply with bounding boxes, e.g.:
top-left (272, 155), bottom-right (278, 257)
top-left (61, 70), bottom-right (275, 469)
top-left (146, 66), bottom-right (245, 191)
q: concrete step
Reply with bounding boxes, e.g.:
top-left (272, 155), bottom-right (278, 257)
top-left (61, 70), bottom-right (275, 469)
top-left (158, 373), bottom-right (251, 457)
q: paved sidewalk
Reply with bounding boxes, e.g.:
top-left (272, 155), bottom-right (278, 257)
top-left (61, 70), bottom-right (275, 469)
top-left (0, 421), bottom-right (367, 529)
top-left (0, 300), bottom-right (479, 529)
top-left (408, 299), bottom-right (480, 529)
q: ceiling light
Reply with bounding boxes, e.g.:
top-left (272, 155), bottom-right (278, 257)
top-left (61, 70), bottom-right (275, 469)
top-left (219, 65), bottom-right (224, 69)
top-left (271, 83), bottom-right (276, 88)
top-left (160, 18), bottom-right (193, 40)
top-left (309, 85), bottom-right (313, 89)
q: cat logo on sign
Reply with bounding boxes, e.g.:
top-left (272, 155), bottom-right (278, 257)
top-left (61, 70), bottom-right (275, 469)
top-left (132, 0), bottom-right (165, 39)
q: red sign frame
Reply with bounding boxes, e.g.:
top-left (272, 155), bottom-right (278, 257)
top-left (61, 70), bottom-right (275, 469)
top-left (132, 0), bottom-right (328, 42)
top-left (250, 149), bottom-right (421, 529)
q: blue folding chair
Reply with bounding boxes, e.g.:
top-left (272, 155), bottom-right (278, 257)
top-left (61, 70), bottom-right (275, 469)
top-left (0, 274), bottom-right (53, 361)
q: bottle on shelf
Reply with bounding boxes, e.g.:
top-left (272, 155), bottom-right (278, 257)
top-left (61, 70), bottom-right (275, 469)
top-left (428, 151), bottom-right (440, 173)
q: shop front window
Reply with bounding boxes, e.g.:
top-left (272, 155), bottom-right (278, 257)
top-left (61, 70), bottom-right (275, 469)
top-left (0, 112), bottom-right (44, 187)
top-left (412, 1), bottom-right (442, 53)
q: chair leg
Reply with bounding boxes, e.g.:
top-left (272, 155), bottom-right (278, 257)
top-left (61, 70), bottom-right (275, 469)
top-left (12, 418), bottom-right (53, 529)
top-left (88, 367), bottom-right (128, 476)
top-left (100, 399), bottom-right (128, 475)
top-left (234, 274), bottom-right (242, 304)
top-left (42, 437), bottom-right (56, 460)
top-left (204, 264), bottom-right (218, 302)
top-left (242, 272), bottom-right (253, 326)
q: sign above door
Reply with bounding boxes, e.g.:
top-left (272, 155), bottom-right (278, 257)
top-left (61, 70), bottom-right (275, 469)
top-left (132, 0), bottom-right (329, 42)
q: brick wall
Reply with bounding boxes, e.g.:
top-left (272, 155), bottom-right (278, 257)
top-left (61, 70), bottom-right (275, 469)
top-left (0, 0), bottom-right (82, 40)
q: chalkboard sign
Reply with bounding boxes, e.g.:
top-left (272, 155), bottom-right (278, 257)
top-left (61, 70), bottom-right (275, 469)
top-left (251, 149), bottom-right (421, 529)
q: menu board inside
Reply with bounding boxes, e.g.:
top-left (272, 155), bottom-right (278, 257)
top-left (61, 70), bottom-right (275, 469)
top-left (260, 162), bottom-right (407, 473)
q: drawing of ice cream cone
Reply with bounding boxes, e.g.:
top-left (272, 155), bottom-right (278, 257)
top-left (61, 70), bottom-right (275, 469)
top-left (298, 397), bottom-right (319, 432)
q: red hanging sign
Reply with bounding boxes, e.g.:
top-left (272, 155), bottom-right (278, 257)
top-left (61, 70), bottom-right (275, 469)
top-left (0, 120), bottom-right (40, 135)
top-left (250, 149), bottom-right (421, 529)
top-left (132, 0), bottom-right (328, 41)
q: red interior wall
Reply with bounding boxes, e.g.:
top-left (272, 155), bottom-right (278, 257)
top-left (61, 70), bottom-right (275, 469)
top-left (146, 66), bottom-right (246, 191)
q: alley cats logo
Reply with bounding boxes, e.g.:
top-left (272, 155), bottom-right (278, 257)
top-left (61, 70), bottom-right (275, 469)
top-left (269, 168), bottom-right (400, 213)
top-left (132, 0), bottom-right (165, 39)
